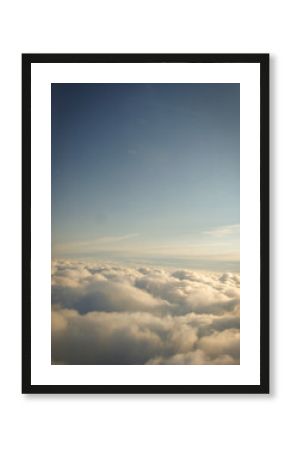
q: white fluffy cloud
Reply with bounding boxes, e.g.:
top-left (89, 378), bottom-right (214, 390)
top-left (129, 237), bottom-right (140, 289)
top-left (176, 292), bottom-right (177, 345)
top-left (52, 260), bottom-right (240, 365)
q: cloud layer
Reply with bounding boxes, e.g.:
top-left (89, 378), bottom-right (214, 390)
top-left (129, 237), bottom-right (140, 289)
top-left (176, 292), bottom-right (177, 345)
top-left (52, 260), bottom-right (240, 365)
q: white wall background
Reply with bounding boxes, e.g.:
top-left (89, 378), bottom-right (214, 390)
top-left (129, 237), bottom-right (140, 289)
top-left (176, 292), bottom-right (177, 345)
top-left (0, 1), bottom-right (286, 449)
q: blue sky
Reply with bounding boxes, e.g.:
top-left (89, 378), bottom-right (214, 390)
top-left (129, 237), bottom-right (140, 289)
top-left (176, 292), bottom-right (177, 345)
top-left (52, 83), bottom-right (240, 270)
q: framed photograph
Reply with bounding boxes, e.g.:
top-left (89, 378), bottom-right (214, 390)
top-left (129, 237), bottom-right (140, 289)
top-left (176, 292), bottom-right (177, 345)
top-left (22, 53), bottom-right (269, 394)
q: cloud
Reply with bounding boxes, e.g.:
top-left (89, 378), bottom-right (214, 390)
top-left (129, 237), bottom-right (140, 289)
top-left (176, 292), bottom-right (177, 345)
top-left (52, 309), bottom-right (199, 365)
top-left (146, 350), bottom-right (238, 365)
top-left (203, 224), bottom-right (240, 238)
top-left (51, 260), bottom-right (240, 365)
top-left (52, 279), bottom-right (170, 315)
top-left (53, 234), bottom-right (139, 256)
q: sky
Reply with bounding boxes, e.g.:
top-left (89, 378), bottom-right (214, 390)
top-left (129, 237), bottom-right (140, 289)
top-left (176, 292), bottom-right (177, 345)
top-left (51, 83), bottom-right (240, 270)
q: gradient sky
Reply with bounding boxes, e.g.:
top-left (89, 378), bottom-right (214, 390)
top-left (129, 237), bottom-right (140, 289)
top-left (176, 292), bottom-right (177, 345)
top-left (52, 83), bottom-right (240, 270)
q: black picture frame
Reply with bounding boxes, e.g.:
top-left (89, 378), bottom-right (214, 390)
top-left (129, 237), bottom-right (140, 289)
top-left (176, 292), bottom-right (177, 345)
top-left (22, 53), bottom-right (269, 394)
